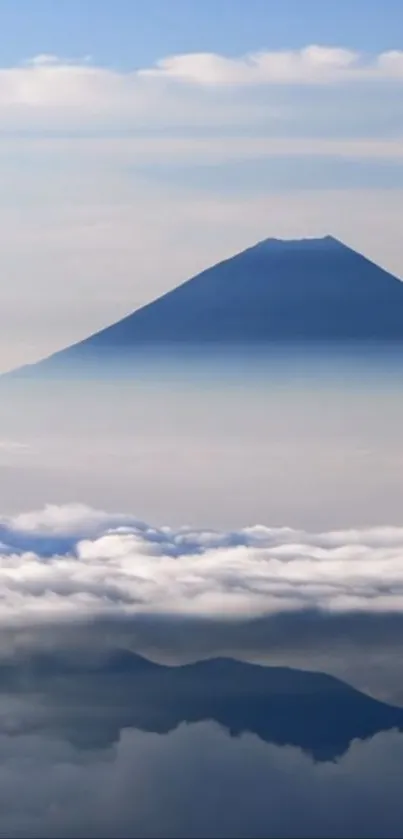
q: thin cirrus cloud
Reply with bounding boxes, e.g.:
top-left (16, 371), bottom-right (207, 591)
top-left (2, 503), bottom-right (403, 630)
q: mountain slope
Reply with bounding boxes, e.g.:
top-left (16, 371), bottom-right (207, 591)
top-left (9, 235), bottom-right (403, 375)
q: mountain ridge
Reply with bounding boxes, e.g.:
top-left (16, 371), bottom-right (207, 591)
top-left (9, 650), bottom-right (403, 761)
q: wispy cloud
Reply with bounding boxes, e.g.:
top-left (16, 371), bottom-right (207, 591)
top-left (0, 440), bottom-right (30, 452)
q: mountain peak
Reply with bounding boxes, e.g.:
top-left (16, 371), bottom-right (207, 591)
top-left (6, 234), bottom-right (403, 377)
top-left (252, 234), bottom-right (341, 251)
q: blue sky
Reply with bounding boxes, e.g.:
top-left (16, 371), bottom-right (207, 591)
top-left (1, 0), bottom-right (402, 66)
top-left (0, 0), bottom-right (402, 369)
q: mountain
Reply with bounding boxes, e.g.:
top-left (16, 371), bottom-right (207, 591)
top-left (8, 651), bottom-right (403, 761)
top-left (9, 234), bottom-right (403, 376)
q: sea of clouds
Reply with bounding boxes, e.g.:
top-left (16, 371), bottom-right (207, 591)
top-left (0, 502), bottom-right (403, 629)
top-left (0, 503), bottom-right (402, 836)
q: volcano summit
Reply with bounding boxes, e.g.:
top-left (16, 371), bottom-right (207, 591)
top-left (10, 235), bottom-right (403, 376)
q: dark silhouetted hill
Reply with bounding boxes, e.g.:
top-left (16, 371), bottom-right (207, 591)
top-left (6, 651), bottom-right (403, 761)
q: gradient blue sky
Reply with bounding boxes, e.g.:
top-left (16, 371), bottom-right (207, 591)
top-left (0, 0), bottom-right (402, 369)
top-left (1, 0), bottom-right (402, 64)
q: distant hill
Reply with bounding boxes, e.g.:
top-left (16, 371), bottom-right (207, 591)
top-left (8, 651), bottom-right (403, 761)
top-left (8, 235), bottom-right (403, 376)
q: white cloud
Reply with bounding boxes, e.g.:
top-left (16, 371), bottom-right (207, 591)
top-left (0, 440), bottom-right (29, 452)
top-left (140, 46), bottom-right (357, 85)
top-left (27, 54), bottom-right (63, 67)
top-left (0, 47), bottom-right (401, 130)
top-left (0, 47), bottom-right (400, 119)
top-left (0, 504), bottom-right (403, 627)
top-left (142, 45), bottom-right (403, 86)
top-left (376, 50), bottom-right (403, 77)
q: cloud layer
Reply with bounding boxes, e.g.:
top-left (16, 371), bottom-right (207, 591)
top-left (0, 503), bottom-right (403, 628)
top-left (0, 47), bottom-right (402, 132)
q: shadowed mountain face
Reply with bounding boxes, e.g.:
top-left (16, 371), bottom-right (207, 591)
top-left (9, 235), bottom-right (403, 376)
top-left (6, 652), bottom-right (403, 762)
